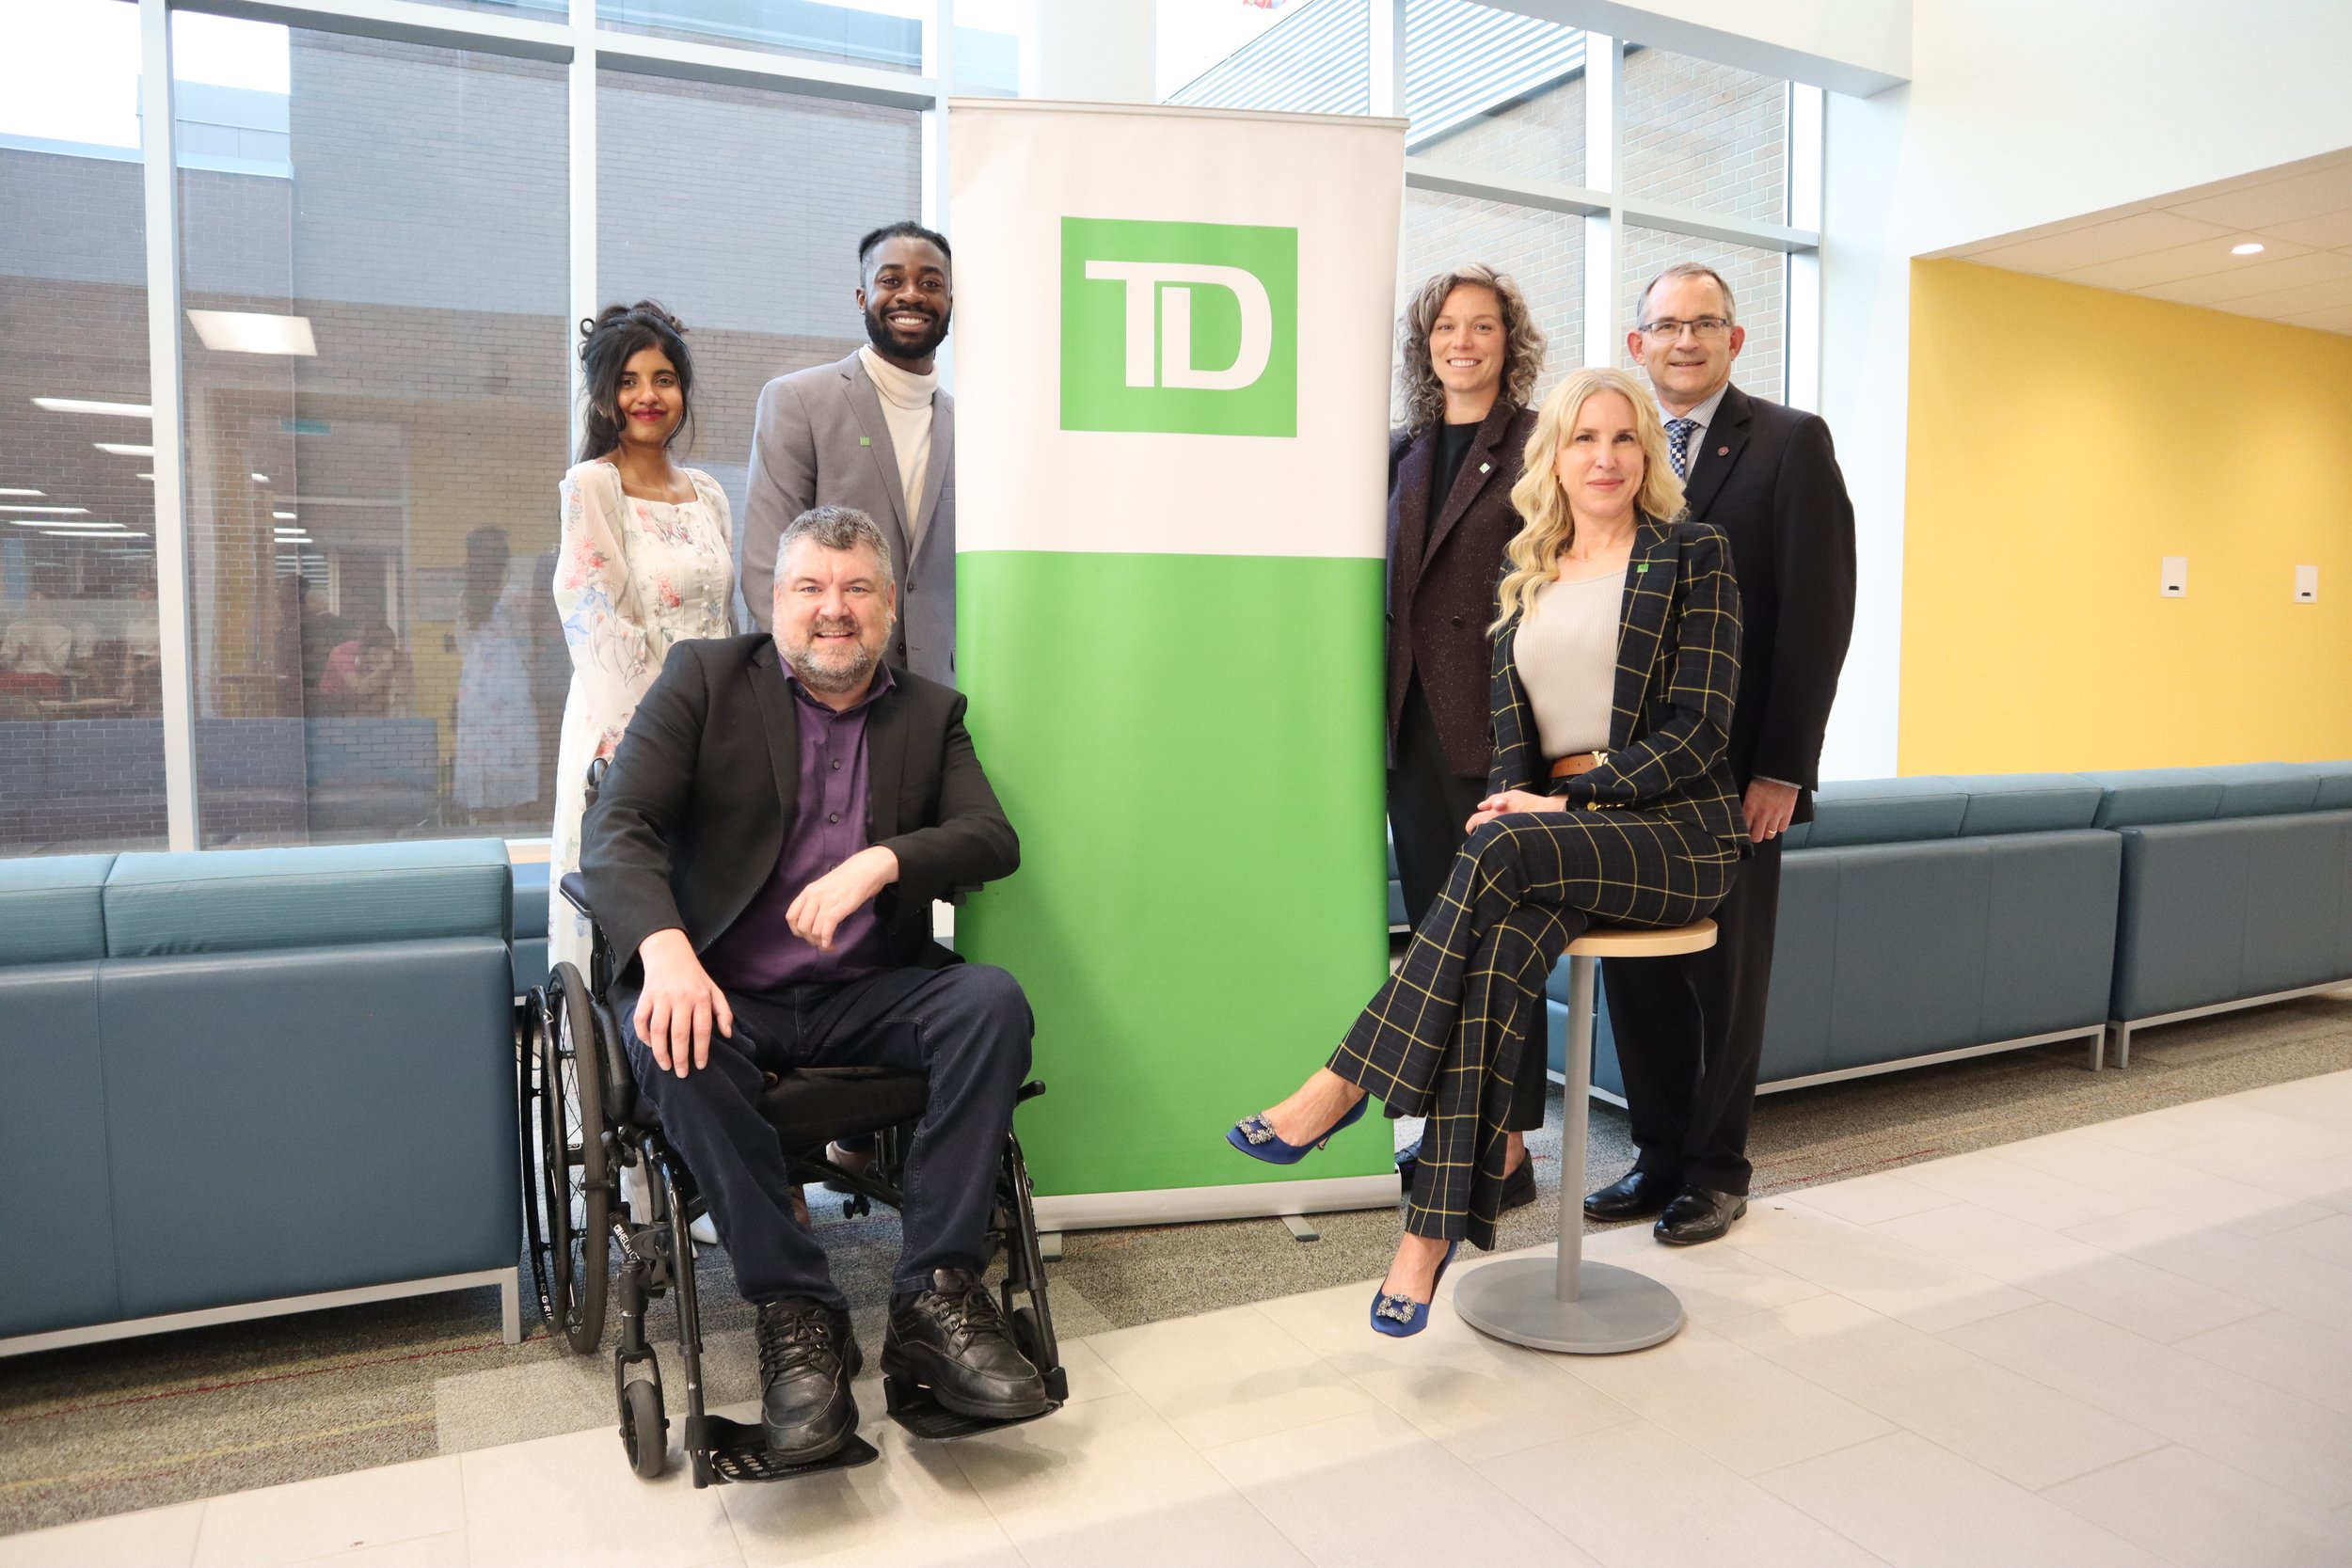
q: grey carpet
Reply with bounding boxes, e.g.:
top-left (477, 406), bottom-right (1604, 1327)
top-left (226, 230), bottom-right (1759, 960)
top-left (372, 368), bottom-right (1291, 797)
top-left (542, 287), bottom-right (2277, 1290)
top-left (5, 991), bottom-right (2347, 1535)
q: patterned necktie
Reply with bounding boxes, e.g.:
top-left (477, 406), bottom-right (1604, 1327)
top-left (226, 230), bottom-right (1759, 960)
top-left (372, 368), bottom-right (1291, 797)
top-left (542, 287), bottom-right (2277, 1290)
top-left (1665, 417), bottom-right (1697, 481)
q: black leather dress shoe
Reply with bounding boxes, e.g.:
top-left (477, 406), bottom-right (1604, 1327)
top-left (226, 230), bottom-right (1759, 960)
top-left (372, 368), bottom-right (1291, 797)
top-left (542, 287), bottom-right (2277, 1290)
top-left (755, 1297), bottom-right (860, 1462)
top-left (1498, 1155), bottom-right (1536, 1213)
top-left (1583, 1167), bottom-right (1678, 1222)
top-left (1654, 1187), bottom-right (1748, 1245)
top-left (882, 1267), bottom-right (1050, 1420)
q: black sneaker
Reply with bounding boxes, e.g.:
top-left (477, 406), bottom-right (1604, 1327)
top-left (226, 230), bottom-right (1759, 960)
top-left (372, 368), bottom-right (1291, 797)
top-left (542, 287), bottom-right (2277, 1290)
top-left (755, 1297), bottom-right (861, 1463)
top-left (882, 1267), bottom-right (1050, 1421)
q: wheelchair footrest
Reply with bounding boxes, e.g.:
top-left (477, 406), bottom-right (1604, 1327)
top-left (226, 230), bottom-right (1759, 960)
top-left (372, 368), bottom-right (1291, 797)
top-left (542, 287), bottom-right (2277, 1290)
top-left (691, 1414), bottom-right (879, 1482)
top-left (882, 1376), bottom-right (1062, 1441)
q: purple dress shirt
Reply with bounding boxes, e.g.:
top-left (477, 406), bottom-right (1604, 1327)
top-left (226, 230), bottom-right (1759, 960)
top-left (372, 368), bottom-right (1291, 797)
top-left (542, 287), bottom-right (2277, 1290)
top-left (701, 663), bottom-right (895, 992)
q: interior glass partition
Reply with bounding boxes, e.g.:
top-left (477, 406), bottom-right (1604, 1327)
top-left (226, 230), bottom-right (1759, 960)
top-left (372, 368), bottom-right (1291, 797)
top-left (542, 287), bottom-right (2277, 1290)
top-left (176, 19), bottom-right (571, 846)
top-left (0, 0), bottom-right (167, 855)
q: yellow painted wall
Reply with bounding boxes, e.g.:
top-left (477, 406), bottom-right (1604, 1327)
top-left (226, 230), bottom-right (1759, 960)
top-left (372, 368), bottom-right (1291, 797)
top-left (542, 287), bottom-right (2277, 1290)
top-left (1900, 260), bottom-right (2352, 774)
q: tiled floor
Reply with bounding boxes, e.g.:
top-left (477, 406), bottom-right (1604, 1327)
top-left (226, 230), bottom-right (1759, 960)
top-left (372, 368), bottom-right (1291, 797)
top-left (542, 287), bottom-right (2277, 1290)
top-left (8, 1069), bottom-right (2351, 1568)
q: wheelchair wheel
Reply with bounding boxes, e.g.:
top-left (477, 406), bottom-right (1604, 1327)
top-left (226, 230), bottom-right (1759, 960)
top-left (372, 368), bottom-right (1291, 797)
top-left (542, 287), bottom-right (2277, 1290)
top-left (619, 1370), bottom-right (667, 1480)
top-left (533, 964), bottom-right (612, 1352)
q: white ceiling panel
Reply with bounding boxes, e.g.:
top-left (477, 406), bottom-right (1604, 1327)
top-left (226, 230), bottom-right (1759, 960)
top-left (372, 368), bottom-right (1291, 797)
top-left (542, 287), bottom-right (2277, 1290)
top-left (2263, 206), bottom-right (2352, 250)
top-left (2167, 162), bottom-right (2352, 230)
top-left (2058, 233), bottom-right (2314, 292)
top-left (1953, 152), bottom-right (2352, 337)
top-left (2280, 303), bottom-right (2352, 332)
top-left (1963, 209), bottom-right (2236, 274)
top-left (2142, 248), bottom-right (2352, 308)
top-left (2202, 276), bottom-right (2352, 318)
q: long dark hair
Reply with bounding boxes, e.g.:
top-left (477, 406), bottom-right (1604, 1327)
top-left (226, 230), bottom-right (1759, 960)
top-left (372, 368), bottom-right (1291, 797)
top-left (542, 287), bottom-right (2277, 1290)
top-left (576, 300), bottom-right (693, 465)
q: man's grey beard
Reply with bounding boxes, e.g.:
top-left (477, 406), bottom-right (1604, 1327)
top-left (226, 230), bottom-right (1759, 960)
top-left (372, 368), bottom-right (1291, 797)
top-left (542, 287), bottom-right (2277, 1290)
top-left (785, 634), bottom-right (882, 695)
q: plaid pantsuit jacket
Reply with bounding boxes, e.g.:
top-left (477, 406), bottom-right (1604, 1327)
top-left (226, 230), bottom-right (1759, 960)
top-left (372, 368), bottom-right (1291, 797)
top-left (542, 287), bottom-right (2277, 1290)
top-left (1331, 513), bottom-right (1747, 1245)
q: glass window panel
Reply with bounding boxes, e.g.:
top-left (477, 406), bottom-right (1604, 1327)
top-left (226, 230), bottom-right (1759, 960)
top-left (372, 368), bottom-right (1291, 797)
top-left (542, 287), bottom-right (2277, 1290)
top-left (1621, 45), bottom-right (1788, 225)
top-left (1405, 0), bottom-right (1585, 186)
top-left (0, 0), bottom-right (166, 856)
top-left (1620, 228), bottom-right (1785, 402)
top-left (595, 69), bottom-right (921, 534)
top-left (1398, 190), bottom-right (1581, 420)
top-left (1166, 0), bottom-right (1368, 115)
top-left (597, 0), bottom-right (924, 72)
top-left (177, 26), bottom-right (570, 847)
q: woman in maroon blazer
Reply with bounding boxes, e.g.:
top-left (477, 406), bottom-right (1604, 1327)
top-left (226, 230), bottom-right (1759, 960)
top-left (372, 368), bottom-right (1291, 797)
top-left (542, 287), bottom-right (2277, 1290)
top-left (1385, 264), bottom-right (1548, 1198)
top-left (1386, 264), bottom-right (1547, 924)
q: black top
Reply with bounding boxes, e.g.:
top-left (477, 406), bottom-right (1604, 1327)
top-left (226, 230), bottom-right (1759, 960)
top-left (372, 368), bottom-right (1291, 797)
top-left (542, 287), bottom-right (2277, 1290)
top-left (1428, 420), bottom-right (1483, 528)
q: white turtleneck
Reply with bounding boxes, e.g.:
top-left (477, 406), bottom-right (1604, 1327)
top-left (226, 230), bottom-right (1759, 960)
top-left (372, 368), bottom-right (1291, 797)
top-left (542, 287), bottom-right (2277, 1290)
top-left (858, 344), bottom-right (939, 557)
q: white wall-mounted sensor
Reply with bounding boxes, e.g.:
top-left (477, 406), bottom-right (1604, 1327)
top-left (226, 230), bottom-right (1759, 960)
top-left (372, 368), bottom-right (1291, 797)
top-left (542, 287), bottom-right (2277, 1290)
top-left (2295, 564), bottom-right (2318, 603)
top-left (2160, 556), bottom-right (2188, 597)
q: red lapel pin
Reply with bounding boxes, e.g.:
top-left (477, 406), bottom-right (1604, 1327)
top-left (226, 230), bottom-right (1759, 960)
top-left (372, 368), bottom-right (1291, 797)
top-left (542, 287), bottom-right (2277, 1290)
top-left (1717, 446), bottom-right (1729, 456)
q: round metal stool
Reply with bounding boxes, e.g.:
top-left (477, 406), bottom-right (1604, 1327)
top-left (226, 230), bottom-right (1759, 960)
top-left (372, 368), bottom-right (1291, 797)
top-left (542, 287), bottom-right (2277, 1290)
top-left (1453, 917), bottom-right (1719, 1354)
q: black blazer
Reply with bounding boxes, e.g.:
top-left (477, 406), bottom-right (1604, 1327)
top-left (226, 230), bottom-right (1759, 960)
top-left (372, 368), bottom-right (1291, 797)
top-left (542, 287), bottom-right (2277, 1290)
top-left (1387, 401), bottom-right (1540, 779)
top-left (1487, 514), bottom-right (1745, 847)
top-left (1678, 383), bottom-right (1856, 822)
top-left (580, 634), bottom-right (1018, 988)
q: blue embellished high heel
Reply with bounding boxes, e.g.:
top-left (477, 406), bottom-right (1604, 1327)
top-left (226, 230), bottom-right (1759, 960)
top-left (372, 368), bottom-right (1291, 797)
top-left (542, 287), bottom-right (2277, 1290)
top-left (1227, 1096), bottom-right (1368, 1165)
top-left (1369, 1242), bottom-right (1459, 1338)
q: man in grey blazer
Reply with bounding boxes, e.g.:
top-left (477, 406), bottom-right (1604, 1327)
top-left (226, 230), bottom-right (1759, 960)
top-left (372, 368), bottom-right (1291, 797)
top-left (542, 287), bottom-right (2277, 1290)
top-left (739, 221), bottom-right (957, 683)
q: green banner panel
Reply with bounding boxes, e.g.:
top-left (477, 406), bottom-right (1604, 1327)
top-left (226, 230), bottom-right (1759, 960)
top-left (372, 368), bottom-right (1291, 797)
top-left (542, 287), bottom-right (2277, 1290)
top-left (956, 549), bottom-right (1394, 1197)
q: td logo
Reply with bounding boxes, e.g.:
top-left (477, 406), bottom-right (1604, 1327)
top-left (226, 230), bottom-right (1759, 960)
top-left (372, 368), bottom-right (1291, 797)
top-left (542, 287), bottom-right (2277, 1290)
top-left (1060, 216), bottom-right (1297, 437)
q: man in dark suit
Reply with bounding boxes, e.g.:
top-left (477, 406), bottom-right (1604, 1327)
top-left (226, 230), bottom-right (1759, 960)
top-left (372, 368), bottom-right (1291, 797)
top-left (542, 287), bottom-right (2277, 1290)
top-left (1585, 261), bottom-right (1856, 1244)
top-left (581, 504), bottom-right (1044, 1465)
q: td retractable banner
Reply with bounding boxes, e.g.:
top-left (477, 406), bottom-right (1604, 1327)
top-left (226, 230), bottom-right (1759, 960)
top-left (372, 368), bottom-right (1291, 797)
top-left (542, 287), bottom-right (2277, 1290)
top-left (950, 101), bottom-right (1407, 1227)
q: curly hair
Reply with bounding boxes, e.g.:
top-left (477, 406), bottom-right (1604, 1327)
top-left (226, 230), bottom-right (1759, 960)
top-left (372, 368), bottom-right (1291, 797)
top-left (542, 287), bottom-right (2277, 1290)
top-left (576, 300), bottom-right (693, 466)
top-left (1395, 263), bottom-right (1545, 436)
top-left (1491, 367), bottom-right (1685, 632)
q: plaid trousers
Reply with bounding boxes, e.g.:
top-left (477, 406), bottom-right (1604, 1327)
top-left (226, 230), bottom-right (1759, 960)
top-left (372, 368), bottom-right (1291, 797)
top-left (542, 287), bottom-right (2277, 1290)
top-left (1329, 804), bottom-right (1738, 1248)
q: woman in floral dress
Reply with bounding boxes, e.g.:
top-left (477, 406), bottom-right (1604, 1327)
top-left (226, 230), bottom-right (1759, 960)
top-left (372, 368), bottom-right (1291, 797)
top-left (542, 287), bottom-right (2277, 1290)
top-left (551, 301), bottom-right (734, 975)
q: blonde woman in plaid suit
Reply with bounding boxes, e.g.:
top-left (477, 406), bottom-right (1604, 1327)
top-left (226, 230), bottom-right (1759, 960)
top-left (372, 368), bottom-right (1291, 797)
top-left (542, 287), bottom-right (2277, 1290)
top-left (1231, 367), bottom-right (1745, 1335)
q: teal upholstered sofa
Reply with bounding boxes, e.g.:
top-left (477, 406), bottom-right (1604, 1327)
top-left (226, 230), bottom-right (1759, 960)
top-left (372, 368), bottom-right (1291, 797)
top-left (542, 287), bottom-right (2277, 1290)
top-left (2090, 762), bottom-right (2352, 1065)
top-left (0, 840), bottom-right (522, 1354)
top-left (1561, 761), bottom-right (2352, 1101)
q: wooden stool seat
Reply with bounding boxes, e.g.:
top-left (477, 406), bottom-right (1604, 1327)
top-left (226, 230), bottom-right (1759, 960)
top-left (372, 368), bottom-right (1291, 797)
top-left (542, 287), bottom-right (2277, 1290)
top-left (1566, 918), bottom-right (1718, 959)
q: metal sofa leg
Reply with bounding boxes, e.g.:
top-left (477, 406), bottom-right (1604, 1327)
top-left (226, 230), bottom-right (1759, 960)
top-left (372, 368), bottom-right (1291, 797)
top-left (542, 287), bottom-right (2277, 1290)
top-left (2115, 1021), bottom-right (2133, 1071)
top-left (501, 1266), bottom-right (523, 1345)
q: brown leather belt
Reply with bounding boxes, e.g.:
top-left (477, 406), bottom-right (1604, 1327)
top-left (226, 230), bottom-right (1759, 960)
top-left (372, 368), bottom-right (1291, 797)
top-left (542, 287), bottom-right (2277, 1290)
top-left (1549, 751), bottom-right (1608, 779)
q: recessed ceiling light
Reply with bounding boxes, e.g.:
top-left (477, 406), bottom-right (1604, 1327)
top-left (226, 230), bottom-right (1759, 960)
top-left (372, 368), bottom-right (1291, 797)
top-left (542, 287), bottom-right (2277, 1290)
top-left (252, 472), bottom-right (269, 483)
top-left (95, 442), bottom-right (154, 457)
top-left (186, 309), bottom-right (318, 356)
top-left (2232, 242), bottom-right (2265, 256)
top-left (273, 511), bottom-right (297, 520)
top-left (41, 528), bottom-right (147, 537)
top-left (32, 397), bottom-right (152, 418)
top-left (0, 487), bottom-right (44, 497)
top-left (0, 504), bottom-right (90, 515)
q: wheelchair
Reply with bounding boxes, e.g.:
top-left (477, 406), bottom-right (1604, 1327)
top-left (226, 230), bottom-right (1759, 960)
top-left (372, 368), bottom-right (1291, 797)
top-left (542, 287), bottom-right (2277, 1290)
top-left (516, 771), bottom-right (1066, 1486)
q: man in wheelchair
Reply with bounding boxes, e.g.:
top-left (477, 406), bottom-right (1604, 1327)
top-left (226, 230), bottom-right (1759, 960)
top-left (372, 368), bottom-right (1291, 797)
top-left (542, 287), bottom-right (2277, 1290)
top-left (580, 503), bottom-right (1046, 1465)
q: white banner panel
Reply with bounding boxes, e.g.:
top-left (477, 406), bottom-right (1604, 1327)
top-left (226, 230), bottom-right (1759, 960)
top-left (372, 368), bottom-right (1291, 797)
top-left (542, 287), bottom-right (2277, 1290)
top-left (949, 101), bottom-right (1407, 1211)
top-left (950, 101), bottom-right (1406, 560)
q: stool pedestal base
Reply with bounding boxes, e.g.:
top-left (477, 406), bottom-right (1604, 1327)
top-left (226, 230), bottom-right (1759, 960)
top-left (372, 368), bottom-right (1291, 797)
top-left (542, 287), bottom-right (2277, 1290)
top-left (1453, 1257), bottom-right (1685, 1354)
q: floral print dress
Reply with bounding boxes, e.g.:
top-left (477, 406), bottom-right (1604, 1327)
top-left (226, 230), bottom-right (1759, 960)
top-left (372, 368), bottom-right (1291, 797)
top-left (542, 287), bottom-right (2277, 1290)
top-left (550, 459), bottom-right (734, 974)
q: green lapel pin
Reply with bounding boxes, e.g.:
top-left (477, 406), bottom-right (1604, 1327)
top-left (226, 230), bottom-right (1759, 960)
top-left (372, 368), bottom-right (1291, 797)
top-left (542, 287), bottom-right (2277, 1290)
top-left (860, 436), bottom-right (871, 447)
top-left (1636, 562), bottom-right (1651, 574)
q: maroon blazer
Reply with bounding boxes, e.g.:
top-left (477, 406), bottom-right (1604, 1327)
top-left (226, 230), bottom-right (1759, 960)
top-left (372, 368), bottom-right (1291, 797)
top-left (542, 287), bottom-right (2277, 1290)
top-left (1385, 400), bottom-right (1539, 780)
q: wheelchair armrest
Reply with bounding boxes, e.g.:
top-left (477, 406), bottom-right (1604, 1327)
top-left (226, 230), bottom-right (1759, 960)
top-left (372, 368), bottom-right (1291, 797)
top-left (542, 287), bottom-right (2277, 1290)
top-left (559, 871), bottom-right (594, 919)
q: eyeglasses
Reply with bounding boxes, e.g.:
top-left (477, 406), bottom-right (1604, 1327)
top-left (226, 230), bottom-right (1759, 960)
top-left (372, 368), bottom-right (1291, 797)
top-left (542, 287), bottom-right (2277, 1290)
top-left (1637, 316), bottom-right (1732, 341)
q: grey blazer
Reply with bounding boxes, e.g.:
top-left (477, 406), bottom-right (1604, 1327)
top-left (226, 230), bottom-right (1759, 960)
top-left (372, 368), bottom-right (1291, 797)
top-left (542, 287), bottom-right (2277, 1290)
top-left (738, 349), bottom-right (957, 684)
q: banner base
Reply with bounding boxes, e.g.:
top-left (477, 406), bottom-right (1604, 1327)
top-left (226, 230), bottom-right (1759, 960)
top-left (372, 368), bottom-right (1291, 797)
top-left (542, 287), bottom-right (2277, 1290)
top-left (1033, 1173), bottom-right (1400, 1233)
